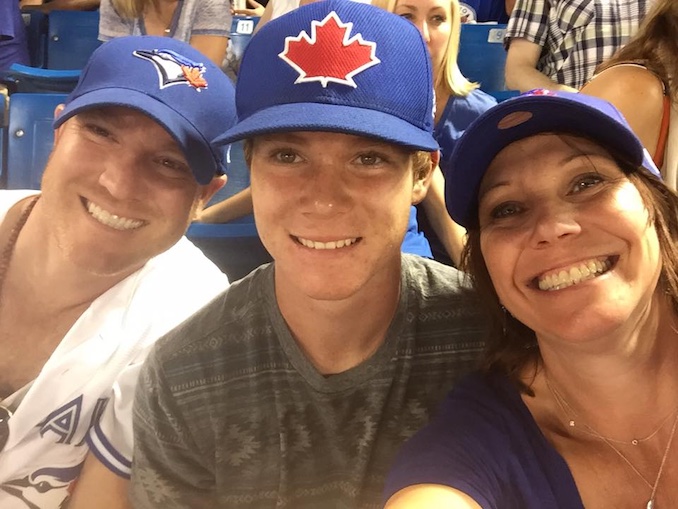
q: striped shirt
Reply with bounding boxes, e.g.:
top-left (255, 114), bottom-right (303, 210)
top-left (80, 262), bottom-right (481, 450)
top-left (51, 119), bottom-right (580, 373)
top-left (505, 0), bottom-right (652, 89)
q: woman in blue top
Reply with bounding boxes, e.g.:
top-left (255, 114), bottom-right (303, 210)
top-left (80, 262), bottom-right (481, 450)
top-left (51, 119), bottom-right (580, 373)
top-left (383, 91), bottom-right (678, 508)
top-left (377, 0), bottom-right (497, 265)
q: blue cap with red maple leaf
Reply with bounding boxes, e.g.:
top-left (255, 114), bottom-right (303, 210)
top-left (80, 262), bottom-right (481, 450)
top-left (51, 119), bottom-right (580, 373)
top-left (53, 36), bottom-right (237, 184)
top-left (446, 89), bottom-right (662, 228)
top-left (215, 0), bottom-right (438, 151)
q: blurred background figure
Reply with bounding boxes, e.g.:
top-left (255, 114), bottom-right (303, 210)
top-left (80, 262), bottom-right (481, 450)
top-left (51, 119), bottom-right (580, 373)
top-left (504, 0), bottom-right (652, 92)
top-left (1, 0), bottom-right (29, 71)
top-left (458, 0), bottom-right (514, 23)
top-left (376, 0), bottom-right (497, 265)
top-left (19, 0), bottom-right (99, 13)
top-left (581, 0), bottom-right (677, 191)
top-left (98, 0), bottom-right (231, 65)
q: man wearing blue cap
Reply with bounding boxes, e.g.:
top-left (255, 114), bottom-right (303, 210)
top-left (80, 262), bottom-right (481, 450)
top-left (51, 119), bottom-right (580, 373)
top-left (129, 1), bottom-right (486, 508)
top-left (0, 36), bottom-right (235, 509)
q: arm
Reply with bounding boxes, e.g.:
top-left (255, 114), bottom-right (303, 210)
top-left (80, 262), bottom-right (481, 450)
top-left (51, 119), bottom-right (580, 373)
top-left (505, 38), bottom-right (577, 92)
top-left (195, 187), bottom-right (253, 223)
top-left (189, 0), bottom-right (231, 65)
top-left (385, 484), bottom-right (483, 509)
top-left (580, 66), bottom-right (665, 159)
top-left (69, 454), bottom-right (130, 509)
top-left (253, 0), bottom-right (275, 34)
top-left (421, 167), bottom-right (466, 267)
top-left (189, 34), bottom-right (229, 66)
top-left (36, 0), bottom-right (99, 11)
top-left (505, 0), bottom-right (516, 15)
top-left (233, 0), bottom-right (265, 17)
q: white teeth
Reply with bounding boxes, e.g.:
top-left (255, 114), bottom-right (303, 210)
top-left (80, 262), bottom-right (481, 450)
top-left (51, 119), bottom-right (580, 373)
top-left (297, 237), bottom-right (358, 250)
top-left (537, 258), bottom-right (611, 291)
top-left (86, 200), bottom-right (144, 231)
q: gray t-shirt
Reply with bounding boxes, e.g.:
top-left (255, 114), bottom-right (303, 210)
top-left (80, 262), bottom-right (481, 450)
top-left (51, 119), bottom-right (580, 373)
top-left (131, 255), bottom-right (488, 509)
top-left (99, 0), bottom-right (231, 43)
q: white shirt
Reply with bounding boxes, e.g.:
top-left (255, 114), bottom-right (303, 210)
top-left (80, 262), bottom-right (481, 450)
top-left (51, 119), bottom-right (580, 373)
top-left (0, 190), bottom-right (229, 509)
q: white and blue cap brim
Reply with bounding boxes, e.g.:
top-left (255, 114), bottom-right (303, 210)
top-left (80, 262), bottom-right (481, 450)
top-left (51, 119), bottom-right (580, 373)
top-left (446, 90), bottom-right (662, 229)
top-left (54, 88), bottom-right (222, 185)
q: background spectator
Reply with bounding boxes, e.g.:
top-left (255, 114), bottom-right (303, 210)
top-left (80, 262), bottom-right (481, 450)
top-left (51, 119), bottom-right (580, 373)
top-left (19, 0), bottom-right (100, 13)
top-left (504, 0), bottom-right (651, 92)
top-left (1, 0), bottom-right (29, 71)
top-left (98, 0), bottom-right (230, 65)
top-left (458, 0), bottom-right (515, 23)
top-left (581, 0), bottom-right (677, 191)
top-left (377, 0), bottom-right (497, 265)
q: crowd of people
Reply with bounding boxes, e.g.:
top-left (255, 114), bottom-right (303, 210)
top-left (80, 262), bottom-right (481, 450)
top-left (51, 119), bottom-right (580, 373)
top-left (0, 0), bottom-right (677, 508)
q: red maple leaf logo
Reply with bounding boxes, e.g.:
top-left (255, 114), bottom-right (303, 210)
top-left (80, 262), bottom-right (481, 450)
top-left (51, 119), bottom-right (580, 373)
top-left (181, 65), bottom-right (208, 89)
top-left (278, 11), bottom-right (381, 88)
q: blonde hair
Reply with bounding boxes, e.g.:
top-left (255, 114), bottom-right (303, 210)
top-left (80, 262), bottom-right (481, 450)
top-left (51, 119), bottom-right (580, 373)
top-left (374, 0), bottom-right (478, 97)
top-left (110, 0), bottom-right (159, 20)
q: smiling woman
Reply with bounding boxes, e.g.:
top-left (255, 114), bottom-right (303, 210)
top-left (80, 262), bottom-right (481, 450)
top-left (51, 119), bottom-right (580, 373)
top-left (383, 90), bottom-right (678, 509)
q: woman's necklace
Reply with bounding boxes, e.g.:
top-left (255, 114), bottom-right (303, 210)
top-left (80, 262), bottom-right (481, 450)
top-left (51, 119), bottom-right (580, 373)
top-left (0, 196), bottom-right (40, 308)
top-left (545, 373), bottom-right (678, 509)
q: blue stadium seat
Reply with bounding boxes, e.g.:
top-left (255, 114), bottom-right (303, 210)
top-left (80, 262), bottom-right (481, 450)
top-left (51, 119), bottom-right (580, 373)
top-left (458, 23), bottom-right (508, 92)
top-left (0, 93), bottom-right (7, 188)
top-left (187, 140), bottom-right (271, 280)
top-left (229, 16), bottom-right (260, 65)
top-left (47, 10), bottom-right (101, 70)
top-left (5, 93), bottom-right (65, 189)
top-left (21, 10), bottom-right (48, 68)
top-left (2, 64), bottom-right (80, 93)
top-left (187, 222), bottom-right (271, 282)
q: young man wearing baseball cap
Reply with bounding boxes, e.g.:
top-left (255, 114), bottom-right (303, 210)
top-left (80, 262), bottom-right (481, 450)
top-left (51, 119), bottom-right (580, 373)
top-left (129, 1), bottom-right (487, 508)
top-left (0, 36), bottom-right (236, 509)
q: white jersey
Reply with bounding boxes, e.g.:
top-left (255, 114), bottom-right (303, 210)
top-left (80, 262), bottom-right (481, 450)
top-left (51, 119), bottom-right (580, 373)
top-left (0, 190), bottom-right (230, 509)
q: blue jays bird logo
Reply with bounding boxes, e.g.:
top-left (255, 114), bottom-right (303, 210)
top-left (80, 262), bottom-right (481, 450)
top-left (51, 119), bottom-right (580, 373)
top-left (1, 464), bottom-right (83, 509)
top-left (133, 49), bottom-right (208, 90)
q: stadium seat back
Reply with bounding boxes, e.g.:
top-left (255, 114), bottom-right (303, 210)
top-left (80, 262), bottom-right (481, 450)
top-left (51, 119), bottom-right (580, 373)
top-left (458, 24), bottom-right (508, 92)
top-left (6, 93), bottom-right (65, 189)
top-left (47, 10), bottom-right (101, 70)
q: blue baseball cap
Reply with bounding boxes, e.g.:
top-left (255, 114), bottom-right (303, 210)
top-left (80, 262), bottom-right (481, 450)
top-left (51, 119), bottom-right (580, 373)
top-left (54, 36), bottom-right (237, 185)
top-left (446, 89), bottom-right (662, 228)
top-left (215, 0), bottom-right (438, 151)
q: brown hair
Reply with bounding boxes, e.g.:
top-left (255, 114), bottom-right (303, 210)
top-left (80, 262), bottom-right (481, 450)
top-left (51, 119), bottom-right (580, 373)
top-left (460, 159), bottom-right (678, 393)
top-left (600, 0), bottom-right (678, 100)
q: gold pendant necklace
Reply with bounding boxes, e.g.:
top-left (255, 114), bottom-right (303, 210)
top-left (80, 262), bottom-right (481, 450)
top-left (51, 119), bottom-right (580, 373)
top-left (545, 373), bottom-right (678, 508)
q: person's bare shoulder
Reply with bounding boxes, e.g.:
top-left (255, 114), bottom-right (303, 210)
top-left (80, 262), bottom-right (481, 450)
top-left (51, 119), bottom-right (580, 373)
top-left (582, 65), bottom-right (665, 106)
top-left (581, 65), bottom-right (666, 157)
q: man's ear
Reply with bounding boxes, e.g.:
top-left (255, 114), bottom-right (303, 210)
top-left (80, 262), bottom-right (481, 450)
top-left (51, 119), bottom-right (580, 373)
top-left (198, 174), bottom-right (227, 208)
top-left (53, 104), bottom-right (66, 145)
top-left (411, 150), bottom-right (439, 205)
